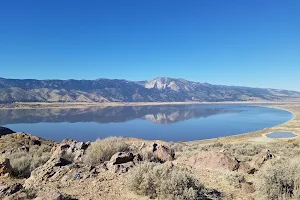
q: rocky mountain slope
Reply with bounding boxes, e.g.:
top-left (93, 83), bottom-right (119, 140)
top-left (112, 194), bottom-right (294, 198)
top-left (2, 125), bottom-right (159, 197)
top-left (0, 77), bottom-right (299, 103)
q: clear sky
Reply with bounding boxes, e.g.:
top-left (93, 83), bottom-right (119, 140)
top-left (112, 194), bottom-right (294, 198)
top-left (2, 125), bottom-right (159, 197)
top-left (0, 0), bottom-right (299, 90)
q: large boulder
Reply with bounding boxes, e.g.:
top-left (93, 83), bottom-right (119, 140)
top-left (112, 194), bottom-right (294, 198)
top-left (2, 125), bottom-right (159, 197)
top-left (51, 139), bottom-right (90, 162)
top-left (0, 159), bottom-right (12, 176)
top-left (24, 157), bottom-right (73, 188)
top-left (0, 126), bottom-right (14, 137)
top-left (142, 143), bottom-right (175, 163)
top-left (107, 152), bottom-right (137, 173)
top-left (186, 151), bottom-right (239, 171)
top-left (110, 152), bottom-right (134, 165)
top-left (25, 156), bottom-right (99, 189)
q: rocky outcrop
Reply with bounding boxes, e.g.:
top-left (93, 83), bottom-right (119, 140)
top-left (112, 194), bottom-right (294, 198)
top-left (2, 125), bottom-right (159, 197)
top-left (251, 150), bottom-right (273, 169)
top-left (110, 152), bottom-right (134, 165)
top-left (109, 161), bottom-right (135, 174)
top-left (51, 139), bottom-right (90, 163)
top-left (0, 183), bottom-right (26, 200)
top-left (0, 182), bottom-right (76, 200)
top-left (186, 151), bottom-right (239, 172)
top-left (141, 143), bottom-right (175, 163)
top-left (0, 159), bottom-right (12, 176)
top-left (25, 156), bottom-right (99, 189)
top-left (0, 126), bottom-right (14, 137)
top-left (107, 152), bottom-right (140, 173)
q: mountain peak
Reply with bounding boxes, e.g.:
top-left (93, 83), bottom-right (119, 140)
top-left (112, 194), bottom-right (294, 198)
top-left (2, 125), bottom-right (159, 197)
top-left (145, 77), bottom-right (195, 92)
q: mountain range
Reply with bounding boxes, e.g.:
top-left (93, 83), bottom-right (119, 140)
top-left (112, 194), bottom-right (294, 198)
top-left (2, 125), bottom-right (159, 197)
top-left (0, 77), bottom-right (299, 103)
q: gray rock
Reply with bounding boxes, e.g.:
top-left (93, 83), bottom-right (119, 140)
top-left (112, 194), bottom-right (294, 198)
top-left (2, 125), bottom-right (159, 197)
top-left (52, 139), bottom-right (90, 163)
top-left (142, 143), bottom-right (175, 163)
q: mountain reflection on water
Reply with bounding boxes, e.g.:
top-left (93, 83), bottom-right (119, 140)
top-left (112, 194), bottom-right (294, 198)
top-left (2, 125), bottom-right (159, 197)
top-left (0, 105), bottom-right (241, 125)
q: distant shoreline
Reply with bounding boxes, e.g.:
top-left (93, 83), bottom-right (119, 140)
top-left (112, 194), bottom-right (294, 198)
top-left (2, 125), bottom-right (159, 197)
top-left (186, 103), bottom-right (299, 145)
top-left (1, 101), bottom-right (300, 110)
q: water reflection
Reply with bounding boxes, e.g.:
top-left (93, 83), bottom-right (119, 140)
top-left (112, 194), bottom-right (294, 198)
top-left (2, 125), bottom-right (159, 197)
top-left (0, 105), bottom-right (240, 125)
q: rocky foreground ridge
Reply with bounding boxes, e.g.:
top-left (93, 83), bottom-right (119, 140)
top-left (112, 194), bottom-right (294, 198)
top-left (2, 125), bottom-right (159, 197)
top-left (0, 127), bottom-right (290, 200)
top-left (1, 77), bottom-right (300, 103)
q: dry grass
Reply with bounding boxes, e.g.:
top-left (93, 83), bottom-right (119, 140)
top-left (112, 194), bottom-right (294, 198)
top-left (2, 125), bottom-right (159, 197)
top-left (84, 137), bottom-right (130, 165)
top-left (9, 144), bottom-right (52, 178)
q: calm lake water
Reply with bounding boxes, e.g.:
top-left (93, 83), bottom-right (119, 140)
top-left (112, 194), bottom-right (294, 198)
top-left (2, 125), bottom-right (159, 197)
top-left (266, 132), bottom-right (296, 138)
top-left (1, 104), bottom-right (293, 142)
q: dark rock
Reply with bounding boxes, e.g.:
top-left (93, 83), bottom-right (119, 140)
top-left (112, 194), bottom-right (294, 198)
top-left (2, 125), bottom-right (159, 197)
top-left (0, 183), bottom-right (23, 197)
top-left (133, 153), bottom-right (143, 163)
top-left (110, 152), bottom-right (134, 165)
top-left (31, 140), bottom-right (41, 146)
top-left (20, 145), bottom-right (30, 152)
top-left (0, 126), bottom-right (14, 137)
top-left (7, 183), bottom-right (23, 195)
top-left (52, 157), bottom-right (72, 167)
top-left (0, 158), bottom-right (12, 176)
top-left (112, 161), bottom-right (135, 174)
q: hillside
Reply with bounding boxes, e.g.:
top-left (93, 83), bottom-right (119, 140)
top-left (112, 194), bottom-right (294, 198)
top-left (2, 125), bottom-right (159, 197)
top-left (0, 77), bottom-right (299, 103)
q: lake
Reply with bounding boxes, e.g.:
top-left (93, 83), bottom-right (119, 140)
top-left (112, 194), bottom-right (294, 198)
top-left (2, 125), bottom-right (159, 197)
top-left (0, 104), bottom-right (293, 142)
top-left (266, 132), bottom-right (297, 138)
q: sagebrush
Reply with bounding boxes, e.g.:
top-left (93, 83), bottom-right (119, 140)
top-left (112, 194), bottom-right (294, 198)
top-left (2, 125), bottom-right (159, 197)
top-left (257, 158), bottom-right (300, 200)
top-left (85, 137), bottom-right (130, 165)
top-left (128, 162), bottom-right (208, 200)
top-left (9, 144), bottom-right (52, 178)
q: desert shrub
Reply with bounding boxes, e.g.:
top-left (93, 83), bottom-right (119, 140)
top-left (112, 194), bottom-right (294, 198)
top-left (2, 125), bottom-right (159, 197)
top-left (257, 158), bottom-right (300, 200)
top-left (85, 137), bottom-right (130, 165)
top-left (224, 143), bottom-right (265, 157)
top-left (270, 142), bottom-right (300, 158)
top-left (170, 142), bottom-right (184, 153)
top-left (223, 171), bottom-right (245, 188)
top-left (9, 144), bottom-right (52, 178)
top-left (128, 162), bottom-right (208, 199)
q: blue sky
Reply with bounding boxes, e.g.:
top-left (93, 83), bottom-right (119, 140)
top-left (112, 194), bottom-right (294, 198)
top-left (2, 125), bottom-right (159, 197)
top-left (0, 0), bottom-right (299, 90)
